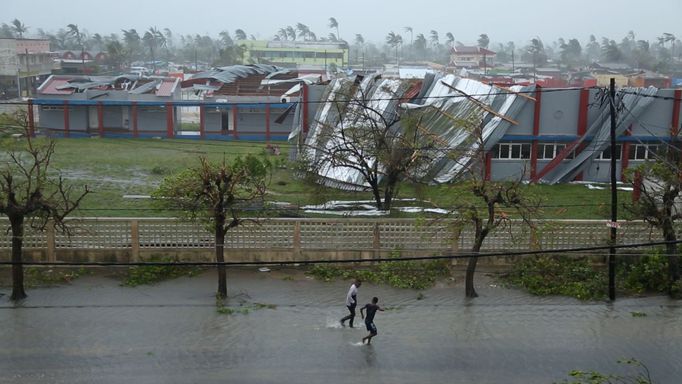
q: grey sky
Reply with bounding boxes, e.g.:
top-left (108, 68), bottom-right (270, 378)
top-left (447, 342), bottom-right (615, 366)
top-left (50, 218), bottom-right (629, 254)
top-left (4, 0), bottom-right (681, 47)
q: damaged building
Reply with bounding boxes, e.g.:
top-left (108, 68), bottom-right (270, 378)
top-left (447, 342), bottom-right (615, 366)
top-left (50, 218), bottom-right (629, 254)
top-left (291, 73), bottom-right (681, 186)
top-left (35, 74), bottom-right (182, 137)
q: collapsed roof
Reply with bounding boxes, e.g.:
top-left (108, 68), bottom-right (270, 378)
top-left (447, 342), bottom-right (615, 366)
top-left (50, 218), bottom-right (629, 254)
top-left (181, 64), bottom-right (299, 97)
top-left (38, 75), bottom-right (179, 97)
top-left (291, 73), bottom-right (662, 187)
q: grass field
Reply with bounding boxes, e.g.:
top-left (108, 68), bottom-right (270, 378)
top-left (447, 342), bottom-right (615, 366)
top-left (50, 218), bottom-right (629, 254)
top-left (32, 137), bottom-right (632, 218)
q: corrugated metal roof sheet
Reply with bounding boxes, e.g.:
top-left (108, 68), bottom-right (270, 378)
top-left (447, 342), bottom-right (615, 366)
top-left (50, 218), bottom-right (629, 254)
top-left (38, 75), bottom-right (75, 95)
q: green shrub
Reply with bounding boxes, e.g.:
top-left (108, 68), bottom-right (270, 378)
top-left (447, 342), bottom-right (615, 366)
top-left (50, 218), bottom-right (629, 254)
top-left (502, 256), bottom-right (606, 300)
top-left (617, 250), bottom-right (668, 294)
top-left (307, 252), bottom-right (450, 290)
top-left (122, 257), bottom-right (202, 286)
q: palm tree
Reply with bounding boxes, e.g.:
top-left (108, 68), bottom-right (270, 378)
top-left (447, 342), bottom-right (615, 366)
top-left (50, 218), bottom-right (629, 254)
top-left (106, 40), bottom-right (127, 69)
top-left (296, 23), bottom-right (310, 41)
top-left (386, 31), bottom-right (402, 67)
top-left (328, 17), bottom-right (340, 41)
top-left (429, 30), bottom-right (439, 47)
top-left (121, 29), bottom-right (141, 60)
top-left (445, 32), bottom-right (455, 47)
top-left (286, 26), bottom-right (296, 41)
top-left (403, 26), bottom-right (413, 46)
top-left (277, 28), bottom-right (288, 41)
top-left (354, 34), bottom-right (365, 68)
top-left (478, 33), bottom-right (490, 49)
top-left (328, 33), bottom-right (338, 42)
top-left (67, 24), bottom-right (86, 73)
top-left (234, 29), bottom-right (247, 41)
top-left (143, 27), bottom-right (165, 72)
top-left (219, 31), bottom-right (233, 47)
top-left (11, 19), bottom-right (27, 39)
top-left (414, 33), bottom-right (427, 57)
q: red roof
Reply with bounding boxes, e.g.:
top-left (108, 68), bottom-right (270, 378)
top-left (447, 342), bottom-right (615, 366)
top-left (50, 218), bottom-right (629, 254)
top-left (156, 78), bottom-right (178, 97)
top-left (38, 76), bottom-right (75, 95)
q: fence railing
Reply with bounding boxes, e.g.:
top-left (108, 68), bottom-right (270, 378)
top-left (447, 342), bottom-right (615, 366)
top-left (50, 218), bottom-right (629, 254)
top-left (0, 218), bottom-right (667, 257)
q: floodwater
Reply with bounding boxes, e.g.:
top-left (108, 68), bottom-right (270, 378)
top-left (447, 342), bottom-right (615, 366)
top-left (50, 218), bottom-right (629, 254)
top-left (1, 269), bottom-right (681, 384)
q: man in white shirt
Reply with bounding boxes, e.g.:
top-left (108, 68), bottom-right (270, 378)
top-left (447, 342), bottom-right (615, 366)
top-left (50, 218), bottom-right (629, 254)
top-left (340, 279), bottom-right (361, 327)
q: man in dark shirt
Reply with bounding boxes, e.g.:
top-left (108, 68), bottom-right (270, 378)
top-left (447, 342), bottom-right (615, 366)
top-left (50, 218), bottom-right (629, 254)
top-left (360, 296), bottom-right (384, 345)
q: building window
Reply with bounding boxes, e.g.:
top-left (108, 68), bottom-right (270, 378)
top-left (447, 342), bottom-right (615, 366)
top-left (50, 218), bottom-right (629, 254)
top-left (538, 143), bottom-right (575, 160)
top-left (628, 144), bottom-right (659, 160)
top-left (41, 106), bottom-right (64, 111)
top-left (492, 142), bottom-right (531, 159)
top-left (596, 145), bottom-right (622, 160)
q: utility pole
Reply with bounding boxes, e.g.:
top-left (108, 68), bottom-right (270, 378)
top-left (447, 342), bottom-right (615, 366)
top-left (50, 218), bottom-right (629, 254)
top-left (25, 48), bottom-right (31, 97)
top-left (608, 77), bottom-right (618, 301)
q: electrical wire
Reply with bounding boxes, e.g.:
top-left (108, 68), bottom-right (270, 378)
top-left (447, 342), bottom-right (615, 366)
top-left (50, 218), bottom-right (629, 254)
top-left (1, 239), bottom-right (681, 268)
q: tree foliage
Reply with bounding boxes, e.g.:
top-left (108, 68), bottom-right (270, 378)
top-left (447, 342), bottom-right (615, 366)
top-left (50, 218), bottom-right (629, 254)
top-left (153, 154), bottom-right (271, 298)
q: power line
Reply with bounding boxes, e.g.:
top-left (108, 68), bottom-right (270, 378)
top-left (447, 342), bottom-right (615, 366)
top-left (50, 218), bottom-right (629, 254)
top-left (2, 239), bottom-right (680, 268)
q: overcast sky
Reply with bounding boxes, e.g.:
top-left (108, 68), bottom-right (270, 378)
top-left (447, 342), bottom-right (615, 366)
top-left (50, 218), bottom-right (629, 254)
top-left (5, 0), bottom-right (681, 46)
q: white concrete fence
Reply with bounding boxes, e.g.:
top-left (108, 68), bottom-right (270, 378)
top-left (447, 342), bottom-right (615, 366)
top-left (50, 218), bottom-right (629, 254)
top-left (0, 218), bottom-right (666, 263)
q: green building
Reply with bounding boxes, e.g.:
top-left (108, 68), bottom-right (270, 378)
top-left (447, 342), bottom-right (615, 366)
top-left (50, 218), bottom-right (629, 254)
top-left (237, 40), bottom-right (349, 69)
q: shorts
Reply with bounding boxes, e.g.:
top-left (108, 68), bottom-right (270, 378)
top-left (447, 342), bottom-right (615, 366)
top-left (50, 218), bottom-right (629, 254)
top-left (365, 321), bottom-right (377, 334)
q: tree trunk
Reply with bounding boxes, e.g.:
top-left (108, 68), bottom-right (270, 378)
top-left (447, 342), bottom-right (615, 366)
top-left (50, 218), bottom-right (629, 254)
top-left (465, 238), bottom-right (484, 298)
top-left (10, 216), bottom-right (26, 301)
top-left (662, 217), bottom-right (680, 289)
top-left (215, 223), bottom-right (227, 299)
top-left (369, 181), bottom-right (383, 210)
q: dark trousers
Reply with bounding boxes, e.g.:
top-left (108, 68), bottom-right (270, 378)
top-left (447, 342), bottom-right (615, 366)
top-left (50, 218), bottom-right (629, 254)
top-left (341, 303), bottom-right (357, 327)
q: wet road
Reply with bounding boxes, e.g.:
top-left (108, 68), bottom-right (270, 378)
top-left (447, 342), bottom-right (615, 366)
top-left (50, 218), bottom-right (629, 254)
top-left (1, 269), bottom-right (681, 383)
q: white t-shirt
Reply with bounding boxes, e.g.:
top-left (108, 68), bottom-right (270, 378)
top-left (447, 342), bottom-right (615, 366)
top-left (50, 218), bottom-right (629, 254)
top-left (345, 283), bottom-right (358, 306)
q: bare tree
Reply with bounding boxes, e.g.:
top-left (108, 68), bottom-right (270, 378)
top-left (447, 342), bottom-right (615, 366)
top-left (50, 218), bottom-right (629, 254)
top-left (304, 84), bottom-right (442, 211)
top-left (153, 155), bottom-right (270, 298)
top-left (0, 112), bottom-right (90, 300)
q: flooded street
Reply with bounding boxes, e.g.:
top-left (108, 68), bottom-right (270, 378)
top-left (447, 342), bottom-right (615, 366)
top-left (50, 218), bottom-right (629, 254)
top-left (1, 269), bottom-right (681, 383)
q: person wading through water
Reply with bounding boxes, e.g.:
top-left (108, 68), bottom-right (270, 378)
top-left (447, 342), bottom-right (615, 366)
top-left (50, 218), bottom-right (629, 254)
top-left (340, 279), bottom-right (361, 327)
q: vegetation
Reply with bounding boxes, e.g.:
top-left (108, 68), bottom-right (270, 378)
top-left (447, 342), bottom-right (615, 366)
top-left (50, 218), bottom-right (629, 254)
top-left (307, 252), bottom-right (450, 290)
top-left (502, 248), bottom-right (682, 300)
top-left (215, 295), bottom-right (277, 315)
top-left (625, 144), bottom-right (682, 294)
top-left (557, 359), bottom-right (652, 384)
top-left (7, 137), bottom-right (627, 218)
top-left (122, 257), bottom-right (202, 287)
top-left (153, 154), bottom-right (271, 298)
top-left (0, 267), bottom-right (87, 288)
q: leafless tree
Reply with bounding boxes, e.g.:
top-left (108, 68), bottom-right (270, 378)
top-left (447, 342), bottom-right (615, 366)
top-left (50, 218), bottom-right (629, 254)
top-left (0, 112), bottom-right (90, 300)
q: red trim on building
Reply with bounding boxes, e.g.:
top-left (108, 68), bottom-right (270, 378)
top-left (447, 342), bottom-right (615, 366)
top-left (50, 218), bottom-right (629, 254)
top-left (97, 102), bottom-right (104, 137)
top-left (63, 100), bottom-right (70, 138)
top-left (199, 105), bottom-right (205, 139)
top-left (530, 85), bottom-right (542, 181)
top-left (232, 105), bottom-right (239, 139)
top-left (574, 88), bottom-right (590, 181)
top-left (672, 89), bottom-right (681, 137)
top-left (131, 103), bottom-right (138, 138)
top-left (27, 99), bottom-right (35, 137)
top-left (484, 152), bottom-right (492, 181)
top-left (265, 104), bottom-right (271, 143)
top-left (621, 126), bottom-right (631, 182)
top-left (165, 103), bottom-right (174, 138)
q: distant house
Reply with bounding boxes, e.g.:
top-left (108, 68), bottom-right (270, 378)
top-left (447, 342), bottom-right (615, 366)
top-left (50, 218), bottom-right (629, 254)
top-left (450, 46), bottom-right (496, 69)
top-left (35, 74), bottom-right (181, 137)
top-left (0, 38), bottom-right (53, 97)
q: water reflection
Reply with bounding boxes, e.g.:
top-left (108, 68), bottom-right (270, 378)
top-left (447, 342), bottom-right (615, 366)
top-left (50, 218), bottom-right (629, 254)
top-left (1, 269), bottom-right (681, 384)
